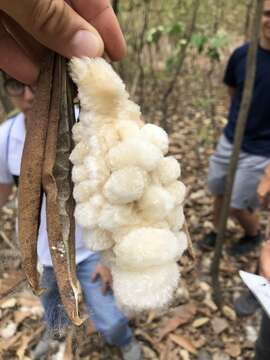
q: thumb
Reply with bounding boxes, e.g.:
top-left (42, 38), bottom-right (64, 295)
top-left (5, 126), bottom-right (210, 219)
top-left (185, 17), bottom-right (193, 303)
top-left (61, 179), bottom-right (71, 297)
top-left (1, 0), bottom-right (104, 59)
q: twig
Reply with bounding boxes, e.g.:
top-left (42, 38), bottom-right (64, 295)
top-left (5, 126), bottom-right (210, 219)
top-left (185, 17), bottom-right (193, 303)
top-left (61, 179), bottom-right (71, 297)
top-left (0, 230), bottom-right (18, 251)
top-left (0, 275), bottom-right (26, 299)
top-left (183, 221), bottom-right (195, 260)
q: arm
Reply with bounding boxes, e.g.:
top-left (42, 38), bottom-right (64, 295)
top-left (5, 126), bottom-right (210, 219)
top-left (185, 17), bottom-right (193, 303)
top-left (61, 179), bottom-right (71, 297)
top-left (257, 164), bottom-right (270, 208)
top-left (260, 240), bottom-right (270, 281)
top-left (0, 183), bottom-right (13, 210)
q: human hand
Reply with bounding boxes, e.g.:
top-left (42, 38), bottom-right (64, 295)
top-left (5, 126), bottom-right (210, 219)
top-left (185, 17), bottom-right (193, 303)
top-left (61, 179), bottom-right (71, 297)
top-left (0, 0), bottom-right (126, 83)
top-left (260, 240), bottom-right (270, 281)
top-left (91, 262), bottom-right (112, 295)
top-left (257, 172), bottom-right (270, 209)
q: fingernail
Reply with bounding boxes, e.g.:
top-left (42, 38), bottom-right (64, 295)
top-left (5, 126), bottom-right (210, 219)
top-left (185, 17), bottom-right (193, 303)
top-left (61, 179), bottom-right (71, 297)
top-left (70, 30), bottom-right (103, 58)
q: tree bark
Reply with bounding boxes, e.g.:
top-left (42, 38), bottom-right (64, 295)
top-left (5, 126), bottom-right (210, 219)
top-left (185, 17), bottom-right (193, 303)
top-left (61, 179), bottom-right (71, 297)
top-left (244, 0), bottom-right (254, 40)
top-left (211, 0), bottom-right (263, 307)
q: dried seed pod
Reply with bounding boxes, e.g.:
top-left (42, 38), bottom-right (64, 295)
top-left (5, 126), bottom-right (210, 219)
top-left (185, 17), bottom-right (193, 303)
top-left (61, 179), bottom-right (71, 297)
top-left (18, 55), bottom-right (54, 294)
top-left (42, 56), bottom-right (85, 326)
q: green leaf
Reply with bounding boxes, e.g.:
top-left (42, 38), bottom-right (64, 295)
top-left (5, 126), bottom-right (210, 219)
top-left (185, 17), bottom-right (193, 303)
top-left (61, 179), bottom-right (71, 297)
top-left (146, 26), bottom-right (165, 44)
top-left (166, 22), bottom-right (184, 36)
top-left (191, 34), bottom-right (208, 53)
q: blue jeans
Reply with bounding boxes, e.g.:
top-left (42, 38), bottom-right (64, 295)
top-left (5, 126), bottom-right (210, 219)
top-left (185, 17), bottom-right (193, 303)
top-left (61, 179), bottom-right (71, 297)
top-left (40, 253), bottom-right (133, 347)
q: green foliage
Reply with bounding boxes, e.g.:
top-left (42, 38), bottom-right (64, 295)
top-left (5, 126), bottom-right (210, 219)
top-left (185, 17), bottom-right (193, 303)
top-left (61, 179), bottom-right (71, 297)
top-left (191, 32), bottom-right (229, 62)
top-left (165, 38), bottom-right (188, 73)
top-left (146, 21), bottom-right (184, 44)
top-left (191, 34), bottom-right (208, 53)
top-left (166, 22), bottom-right (184, 37)
top-left (146, 26), bottom-right (165, 44)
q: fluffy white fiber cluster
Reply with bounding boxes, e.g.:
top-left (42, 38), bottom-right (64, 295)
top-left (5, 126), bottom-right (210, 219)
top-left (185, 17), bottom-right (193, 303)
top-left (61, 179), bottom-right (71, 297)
top-left (69, 57), bottom-right (188, 313)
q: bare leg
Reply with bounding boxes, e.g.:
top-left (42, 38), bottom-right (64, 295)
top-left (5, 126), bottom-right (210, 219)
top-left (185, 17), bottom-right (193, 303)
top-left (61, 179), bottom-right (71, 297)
top-left (212, 195), bottom-right (259, 236)
top-left (230, 208), bottom-right (259, 236)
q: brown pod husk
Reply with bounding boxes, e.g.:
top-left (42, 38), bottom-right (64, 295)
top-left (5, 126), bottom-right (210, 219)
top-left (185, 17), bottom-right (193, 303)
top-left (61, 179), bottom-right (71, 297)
top-left (42, 55), bottom-right (85, 326)
top-left (18, 55), bottom-right (54, 294)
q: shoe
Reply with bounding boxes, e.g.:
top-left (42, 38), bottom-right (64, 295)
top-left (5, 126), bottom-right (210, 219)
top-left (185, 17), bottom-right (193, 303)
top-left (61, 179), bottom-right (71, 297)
top-left (197, 231), bottom-right (217, 251)
top-left (121, 338), bottom-right (143, 360)
top-left (234, 290), bottom-right (260, 317)
top-left (229, 232), bottom-right (261, 256)
top-left (30, 329), bottom-right (59, 359)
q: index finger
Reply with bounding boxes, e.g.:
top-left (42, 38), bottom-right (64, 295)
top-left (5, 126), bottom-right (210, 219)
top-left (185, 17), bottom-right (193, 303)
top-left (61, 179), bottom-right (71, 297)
top-left (70, 0), bottom-right (126, 60)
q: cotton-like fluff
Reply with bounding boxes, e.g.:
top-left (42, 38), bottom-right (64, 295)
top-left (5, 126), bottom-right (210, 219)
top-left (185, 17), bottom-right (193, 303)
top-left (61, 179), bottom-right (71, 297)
top-left (154, 156), bottom-right (181, 185)
top-left (103, 167), bottom-right (146, 205)
top-left (69, 57), bottom-right (189, 313)
top-left (98, 125), bottom-right (119, 149)
top-left (72, 122), bottom-right (83, 144)
top-left (139, 124), bottom-right (169, 155)
top-left (98, 204), bottom-right (140, 231)
top-left (84, 156), bottom-right (109, 184)
top-left (70, 57), bottom-right (128, 116)
top-left (87, 135), bottom-right (108, 157)
top-left (73, 180), bottom-right (99, 203)
top-left (114, 228), bottom-right (186, 270)
top-left (138, 185), bottom-right (175, 221)
top-left (74, 195), bottom-right (104, 229)
top-left (167, 206), bottom-right (185, 231)
top-left (112, 263), bottom-right (180, 311)
top-left (83, 228), bottom-right (114, 251)
top-left (174, 231), bottom-right (188, 251)
top-left (119, 100), bottom-right (142, 125)
top-left (72, 164), bottom-right (88, 184)
top-left (166, 181), bottom-right (186, 205)
top-left (116, 120), bottom-right (140, 140)
top-left (107, 138), bottom-right (162, 172)
top-left (70, 141), bottom-right (90, 165)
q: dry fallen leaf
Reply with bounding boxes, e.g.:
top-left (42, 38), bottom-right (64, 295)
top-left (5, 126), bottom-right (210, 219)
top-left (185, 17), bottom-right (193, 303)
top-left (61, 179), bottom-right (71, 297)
top-left (14, 310), bottom-right (32, 325)
top-left (211, 317), bottom-right (229, 335)
top-left (192, 317), bottom-right (209, 328)
top-left (157, 303), bottom-right (197, 340)
top-left (159, 339), bottom-right (174, 360)
top-left (225, 343), bottom-right (241, 358)
top-left (0, 297), bottom-right (16, 309)
top-left (0, 321), bottom-right (17, 339)
top-left (0, 271), bottom-right (25, 299)
top-left (222, 305), bottom-right (236, 321)
top-left (179, 349), bottom-right (190, 360)
top-left (169, 334), bottom-right (197, 354)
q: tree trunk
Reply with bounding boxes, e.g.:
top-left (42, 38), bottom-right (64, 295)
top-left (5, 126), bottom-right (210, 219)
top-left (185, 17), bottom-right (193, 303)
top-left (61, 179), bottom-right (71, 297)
top-left (211, 0), bottom-right (263, 308)
top-left (244, 0), bottom-right (254, 40)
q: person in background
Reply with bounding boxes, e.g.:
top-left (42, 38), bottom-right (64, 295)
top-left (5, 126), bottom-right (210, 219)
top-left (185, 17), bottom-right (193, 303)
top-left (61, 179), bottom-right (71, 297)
top-left (198, 0), bottom-right (270, 316)
top-left (0, 75), bottom-right (142, 360)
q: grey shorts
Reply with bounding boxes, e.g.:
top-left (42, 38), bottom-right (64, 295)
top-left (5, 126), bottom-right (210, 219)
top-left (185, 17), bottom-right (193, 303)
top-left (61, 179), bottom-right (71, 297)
top-left (208, 135), bottom-right (270, 210)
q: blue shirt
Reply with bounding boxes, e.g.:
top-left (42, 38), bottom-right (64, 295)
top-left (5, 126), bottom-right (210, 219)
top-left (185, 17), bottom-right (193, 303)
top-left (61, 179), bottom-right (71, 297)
top-left (224, 43), bottom-right (270, 156)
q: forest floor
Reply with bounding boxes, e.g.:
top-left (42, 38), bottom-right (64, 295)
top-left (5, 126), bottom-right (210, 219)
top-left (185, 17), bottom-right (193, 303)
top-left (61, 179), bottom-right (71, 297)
top-left (0, 60), bottom-right (264, 360)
